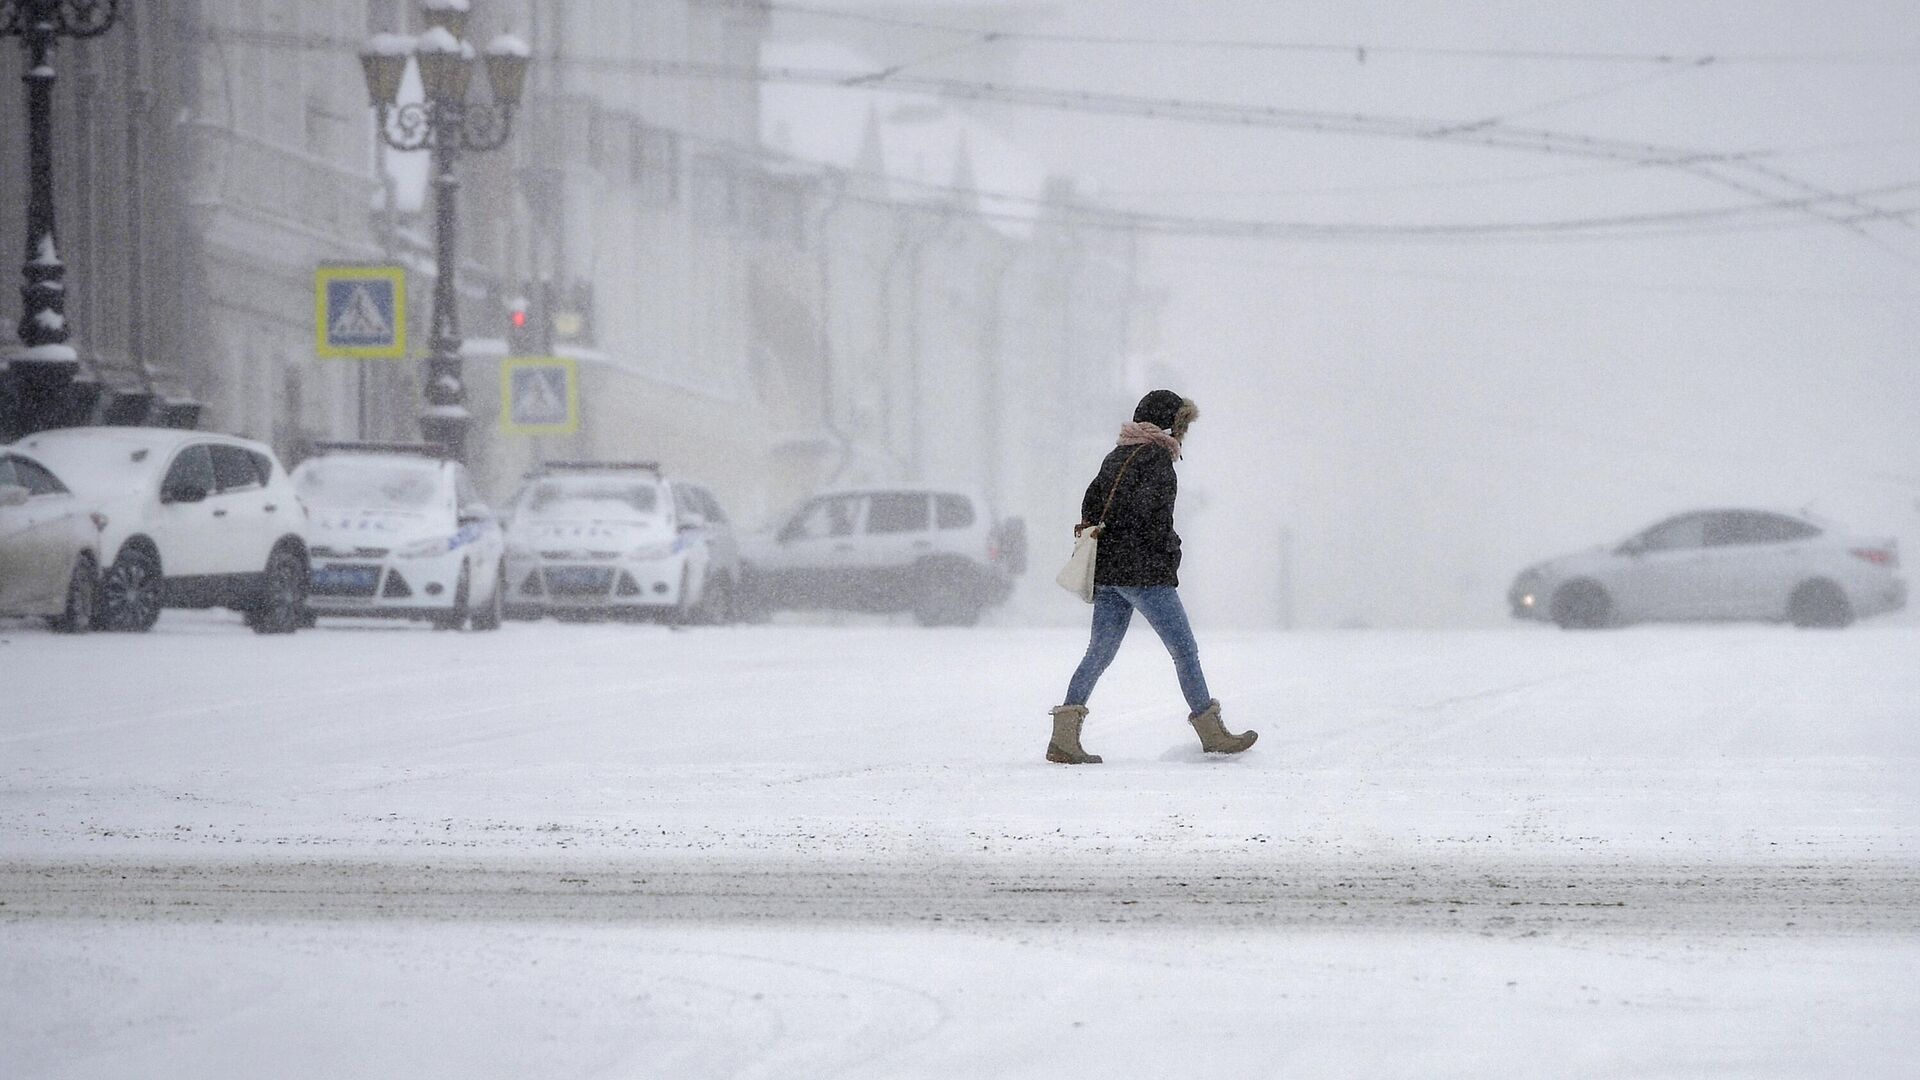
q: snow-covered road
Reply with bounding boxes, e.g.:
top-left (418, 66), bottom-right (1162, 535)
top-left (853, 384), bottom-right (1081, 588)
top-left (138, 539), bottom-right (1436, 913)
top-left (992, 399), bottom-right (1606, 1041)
top-left (3, 614), bottom-right (1917, 1077)
top-left (5, 854), bottom-right (1915, 935)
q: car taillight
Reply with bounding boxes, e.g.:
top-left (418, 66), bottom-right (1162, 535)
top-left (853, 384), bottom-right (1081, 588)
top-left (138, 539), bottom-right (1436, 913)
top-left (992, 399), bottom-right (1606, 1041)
top-left (1851, 547), bottom-right (1896, 568)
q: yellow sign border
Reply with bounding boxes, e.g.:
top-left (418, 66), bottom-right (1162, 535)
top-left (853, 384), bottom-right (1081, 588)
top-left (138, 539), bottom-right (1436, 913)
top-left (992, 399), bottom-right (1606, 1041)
top-left (500, 356), bottom-right (580, 435)
top-left (315, 265), bottom-right (408, 359)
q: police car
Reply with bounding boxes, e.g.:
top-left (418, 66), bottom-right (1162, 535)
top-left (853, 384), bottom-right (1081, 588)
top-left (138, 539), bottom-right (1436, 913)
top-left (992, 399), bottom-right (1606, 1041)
top-left (502, 461), bottom-right (740, 623)
top-left (291, 442), bottom-right (506, 630)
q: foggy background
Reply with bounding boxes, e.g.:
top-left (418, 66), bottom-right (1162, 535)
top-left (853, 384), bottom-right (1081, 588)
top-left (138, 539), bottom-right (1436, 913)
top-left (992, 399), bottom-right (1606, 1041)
top-left (4, 0), bottom-right (1914, 631)
top-left (765, 0), bottom-right (1919, 629)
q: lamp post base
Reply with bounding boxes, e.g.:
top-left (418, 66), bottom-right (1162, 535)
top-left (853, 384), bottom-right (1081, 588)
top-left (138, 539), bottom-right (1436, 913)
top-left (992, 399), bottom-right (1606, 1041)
top-left (1, 350), bottom-right (89, 438)
top-left (420, 406), bottom-right (472, 463)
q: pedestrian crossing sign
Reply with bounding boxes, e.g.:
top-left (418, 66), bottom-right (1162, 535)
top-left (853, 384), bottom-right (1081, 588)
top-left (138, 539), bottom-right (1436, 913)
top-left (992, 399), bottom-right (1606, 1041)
top-left (315, 265), bottom-right (407, 359)
top-left (501, 356), bottom-right (580, 435)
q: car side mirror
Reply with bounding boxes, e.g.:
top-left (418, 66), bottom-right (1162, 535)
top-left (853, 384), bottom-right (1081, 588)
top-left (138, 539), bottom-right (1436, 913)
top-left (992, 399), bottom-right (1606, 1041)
top-left (0, 484), bottom-right (29, 508)
top-left (678, 512), bottom-right (706, 532)
top-left (165, 482), bottom-right (209, 505)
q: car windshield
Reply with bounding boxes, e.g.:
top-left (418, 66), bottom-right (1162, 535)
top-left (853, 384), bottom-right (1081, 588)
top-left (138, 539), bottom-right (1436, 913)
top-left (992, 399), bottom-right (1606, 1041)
top-left (520, 477), bottom-right (661, 521)
top-left (294, 457), bottom-right (442, 512)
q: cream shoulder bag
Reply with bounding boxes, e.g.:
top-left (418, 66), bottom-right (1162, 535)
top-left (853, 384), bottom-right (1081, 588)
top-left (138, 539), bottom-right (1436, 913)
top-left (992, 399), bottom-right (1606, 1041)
top-left (1055, 447), bottom-right (1145, 603)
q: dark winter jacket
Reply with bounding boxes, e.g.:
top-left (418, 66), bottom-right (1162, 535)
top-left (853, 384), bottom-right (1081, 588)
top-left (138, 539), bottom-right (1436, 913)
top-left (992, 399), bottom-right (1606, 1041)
top-left (1081, 443), bottom-right (1182, 588)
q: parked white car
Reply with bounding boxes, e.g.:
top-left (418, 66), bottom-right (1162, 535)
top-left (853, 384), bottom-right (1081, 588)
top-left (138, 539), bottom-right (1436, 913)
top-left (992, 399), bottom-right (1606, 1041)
top-left (502, 462), bottom-right (740, 623)
top-left (291, 443), bottom-right (506, 630)
top-left (1511, 508), bottom-right (1905, 629)
top-left (740, 486), bottom-right (1026, 626)
top-left (10, 428), bottom-right (310, 633)
top-left (0, 448), bottom-right (102, 631)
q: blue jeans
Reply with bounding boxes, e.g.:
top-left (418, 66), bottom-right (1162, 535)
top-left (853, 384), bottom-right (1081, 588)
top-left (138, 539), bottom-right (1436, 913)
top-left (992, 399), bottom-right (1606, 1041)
top-left (1064, 586), bottom-right (1212, 715)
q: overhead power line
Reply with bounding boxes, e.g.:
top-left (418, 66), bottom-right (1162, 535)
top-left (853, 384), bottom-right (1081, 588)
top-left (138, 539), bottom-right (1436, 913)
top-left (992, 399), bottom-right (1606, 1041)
top-left (765, 2), bottom-right (1920, 68)
top-left (616, 58), bottom-right (1919, 251)
top-left (682, 121), bottom-right (1920, 243)
top-left (184, 25), bottom-right (1920, 256)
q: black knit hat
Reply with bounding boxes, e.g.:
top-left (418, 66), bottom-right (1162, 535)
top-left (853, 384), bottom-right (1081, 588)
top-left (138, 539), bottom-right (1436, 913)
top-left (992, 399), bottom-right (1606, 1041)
top-left (1132, 389), bottom-right (1185, 431)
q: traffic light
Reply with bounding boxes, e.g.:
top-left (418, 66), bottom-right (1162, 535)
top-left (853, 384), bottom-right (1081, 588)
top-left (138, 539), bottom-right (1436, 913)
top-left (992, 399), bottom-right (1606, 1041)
top-left (503, 282), bottom-right (590, 354)
top-left (550, 280), bottom-right (594, 347)
top-left (504, 294), bottom-right (538, 355)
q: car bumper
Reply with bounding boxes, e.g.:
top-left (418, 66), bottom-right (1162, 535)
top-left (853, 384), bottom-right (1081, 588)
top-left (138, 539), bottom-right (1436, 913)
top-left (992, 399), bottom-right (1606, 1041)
top-left (307, 550), bottom-right (466, 614)
top-left (1858, 576), bottom-right (1907, 618)
top-left (505, 554), bottom-right (689, 611)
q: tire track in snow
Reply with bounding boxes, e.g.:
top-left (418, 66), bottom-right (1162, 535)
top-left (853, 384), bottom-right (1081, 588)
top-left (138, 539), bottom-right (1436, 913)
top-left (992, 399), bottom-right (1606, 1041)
top-left (4, 856), bottom-right (1914, 938)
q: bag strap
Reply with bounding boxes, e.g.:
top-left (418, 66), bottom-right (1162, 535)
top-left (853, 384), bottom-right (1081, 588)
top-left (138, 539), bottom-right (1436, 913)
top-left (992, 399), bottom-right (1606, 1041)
top-left (1094, 446), bottom-right (1148, 529)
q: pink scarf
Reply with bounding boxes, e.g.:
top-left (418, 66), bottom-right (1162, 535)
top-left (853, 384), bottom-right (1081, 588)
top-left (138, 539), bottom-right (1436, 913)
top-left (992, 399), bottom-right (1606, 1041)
top-left (1117, 421), bottom-right (1182, 459)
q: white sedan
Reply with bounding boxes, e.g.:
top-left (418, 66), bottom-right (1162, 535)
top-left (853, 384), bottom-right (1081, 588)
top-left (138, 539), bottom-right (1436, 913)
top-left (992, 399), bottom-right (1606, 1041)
top-left (0, 449), bottom-right (102, 631)
top-left (1511, 508), bottom-right (1905, 629)
top-left (291, 444), bottom-right (506, 630)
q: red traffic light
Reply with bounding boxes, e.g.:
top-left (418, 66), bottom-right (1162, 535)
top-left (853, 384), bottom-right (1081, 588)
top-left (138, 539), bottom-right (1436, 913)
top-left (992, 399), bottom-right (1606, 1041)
top-left (510, 308), bottom-right (528, 328)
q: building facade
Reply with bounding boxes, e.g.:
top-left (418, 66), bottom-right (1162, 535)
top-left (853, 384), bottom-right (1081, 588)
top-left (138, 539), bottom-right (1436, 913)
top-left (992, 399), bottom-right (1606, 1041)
top-left (2, 1), bottom-right (1150, 600)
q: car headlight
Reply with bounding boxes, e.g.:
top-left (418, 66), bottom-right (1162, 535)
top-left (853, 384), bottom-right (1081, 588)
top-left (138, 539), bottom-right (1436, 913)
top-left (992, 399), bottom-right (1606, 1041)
top-left (628, 540), bottom-right (676, 560)
top-left (506, 542), bottom-right (535, 559)
top-left (396, 537), bottom-right (451, 559)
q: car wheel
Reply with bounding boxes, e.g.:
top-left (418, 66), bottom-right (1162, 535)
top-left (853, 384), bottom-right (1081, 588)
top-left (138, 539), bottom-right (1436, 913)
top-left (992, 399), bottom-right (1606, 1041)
top-left (694, 573), bottom-right (732, 625)
top-left (1550, 580), bottom-right (1612, 630)
top-left (669, 566), bottom-right (698, 626)
top-left (96, 546), bottom-right (163, 632)
top-left (432, 565), bottom-right (471, 631)
top-left (733, 569), bottom-right (771, 624)
top-left (469, 562), bottom-right (506, 632)
top-left (913, 569), bottom-right (982, 628)
top-left (47, 552), bottom-right (97, 634)
top-left (245, 548), bottom-right (307, 634)
top-left (1788, 579), bottom-right (1853, 629)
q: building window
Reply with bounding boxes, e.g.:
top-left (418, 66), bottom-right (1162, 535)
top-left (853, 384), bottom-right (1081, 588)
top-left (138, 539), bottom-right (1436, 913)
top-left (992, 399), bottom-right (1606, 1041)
top-left (586, 106), bottom-right (606, 171)
top-left (692, 156), bottom-right (734, 228)
top-left (598, 116), bottom-right (631, 180)
top-left (631, 123), bottom-right (680, 208)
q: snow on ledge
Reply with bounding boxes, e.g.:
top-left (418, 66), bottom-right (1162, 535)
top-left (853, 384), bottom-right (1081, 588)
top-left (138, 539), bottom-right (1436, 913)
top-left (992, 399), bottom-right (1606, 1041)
top-left (416, 27), bottom-right (469, 56)
top-left (486, 34), bottom-right (530, 59)
top-left (7, 343), bottom-right (79, 363)
top-left (459, 336), bottom-right (507, 359)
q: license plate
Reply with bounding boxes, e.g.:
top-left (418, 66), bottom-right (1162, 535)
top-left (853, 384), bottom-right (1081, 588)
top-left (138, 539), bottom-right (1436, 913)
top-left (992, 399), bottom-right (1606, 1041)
top-left (545, 567), bottom-right (613, 593)
top-left (313, 565), bottom-right (379, 589)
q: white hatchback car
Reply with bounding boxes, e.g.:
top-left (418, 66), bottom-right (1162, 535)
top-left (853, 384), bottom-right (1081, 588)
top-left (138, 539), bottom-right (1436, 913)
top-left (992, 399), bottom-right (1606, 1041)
top-left (502, 462), bottom-right (739, 623)
top-left (1511, 508), bottom-right (1905, 629)
top-left (11, 427), bottom-right (310, 633)
top-left (0, 448), bottom-right (103, 631)
top-left (291, 443), bottom-right (507, 630)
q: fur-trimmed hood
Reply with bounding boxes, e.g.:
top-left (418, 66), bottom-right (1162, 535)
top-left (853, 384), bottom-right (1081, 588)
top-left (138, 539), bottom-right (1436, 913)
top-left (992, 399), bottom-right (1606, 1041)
top-left (1131, 389), bottom-right (1199, 442)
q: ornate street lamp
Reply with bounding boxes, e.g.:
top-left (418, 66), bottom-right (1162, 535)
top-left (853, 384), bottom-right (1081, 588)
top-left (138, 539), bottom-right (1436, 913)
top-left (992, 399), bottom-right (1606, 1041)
top-left (1, 0), bottom-right (120, 437)
top-left (359, 0), bottom-right (528, 462)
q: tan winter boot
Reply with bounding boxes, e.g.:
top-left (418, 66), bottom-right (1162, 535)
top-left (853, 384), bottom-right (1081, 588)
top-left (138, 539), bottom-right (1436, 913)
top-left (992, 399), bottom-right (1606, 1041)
top-left (1047, 705), bottom-right (1103, 764)
top-left (1188, 699), bottom-right (1257, 754)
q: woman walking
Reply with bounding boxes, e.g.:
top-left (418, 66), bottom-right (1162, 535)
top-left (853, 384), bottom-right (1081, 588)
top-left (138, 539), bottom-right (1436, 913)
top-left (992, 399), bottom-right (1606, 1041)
top-left (1047, 389), bottom-right (1257, 764)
